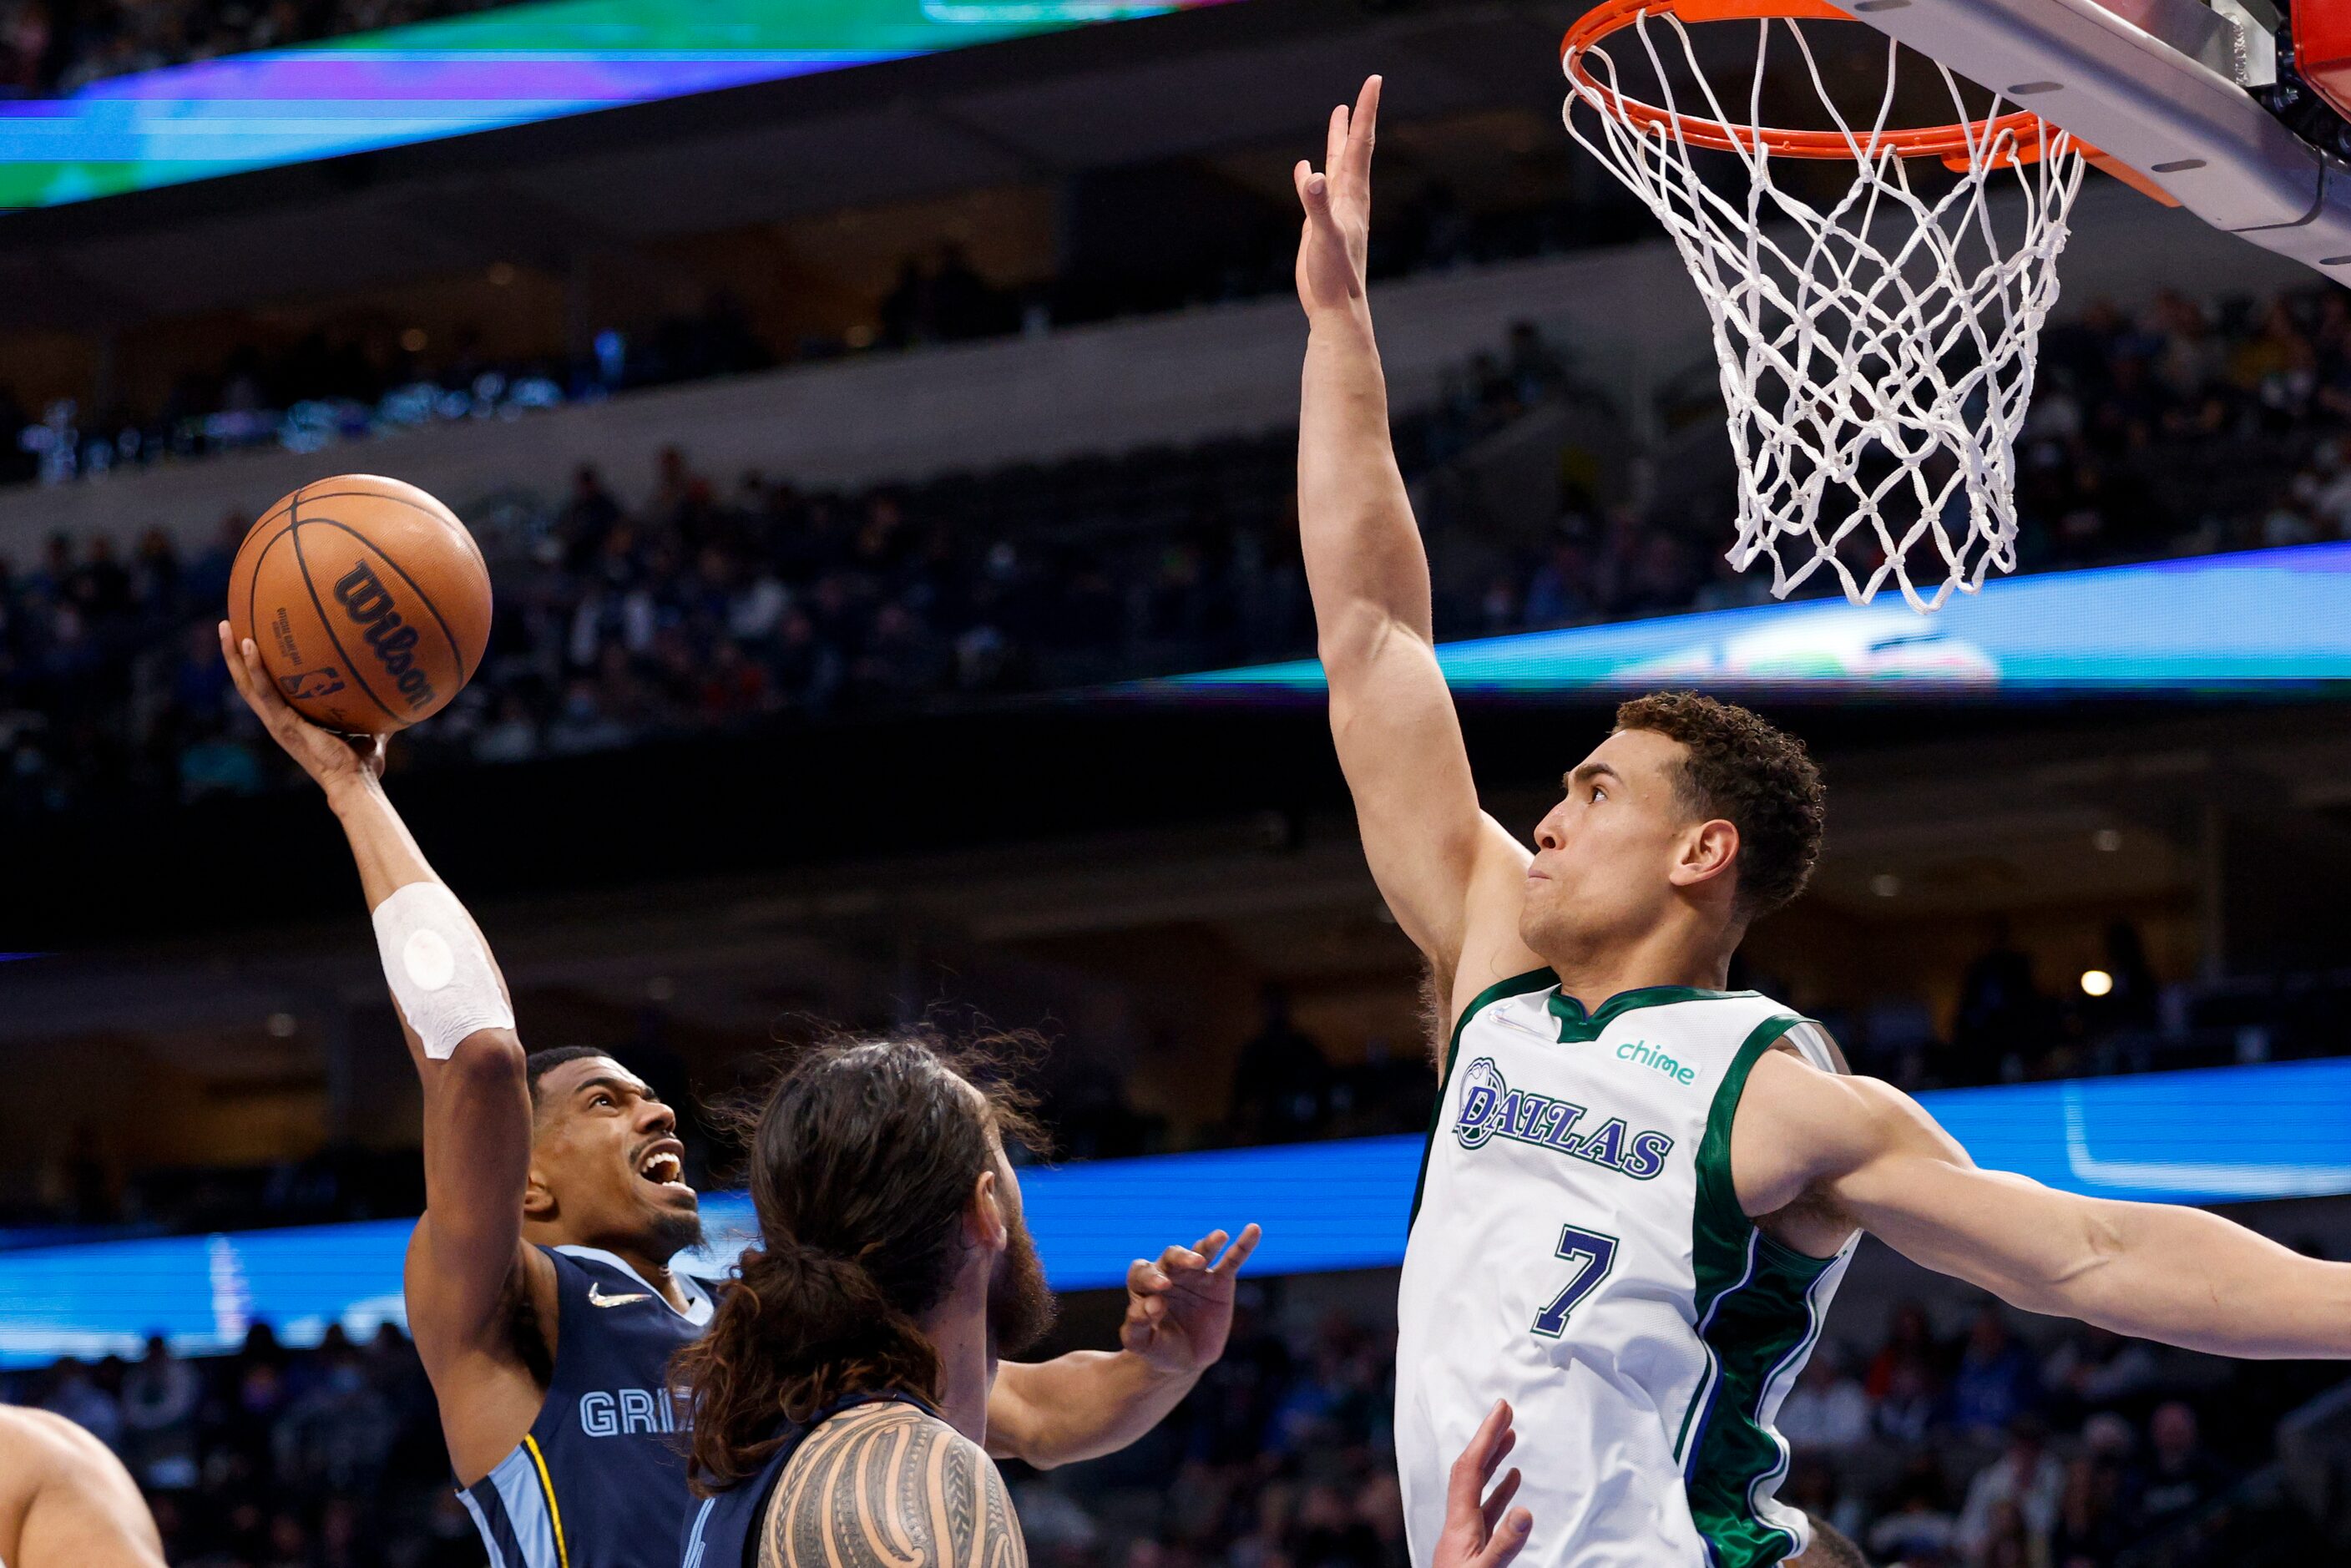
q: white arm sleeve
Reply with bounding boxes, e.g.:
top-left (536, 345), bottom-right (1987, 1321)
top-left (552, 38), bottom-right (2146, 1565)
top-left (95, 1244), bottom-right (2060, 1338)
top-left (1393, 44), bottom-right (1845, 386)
top-left (371, 881), bottom-right (514, 1060)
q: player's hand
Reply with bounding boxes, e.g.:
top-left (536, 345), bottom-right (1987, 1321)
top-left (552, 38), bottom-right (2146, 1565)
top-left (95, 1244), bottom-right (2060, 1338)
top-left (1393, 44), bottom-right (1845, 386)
top-left (1118, 1224), bottom-right (1261, 1378)
top-left (1293, 74), bottom-right (1380, 321)
top-left (1433, 1399), bottom-right (1533, 1568)
top-left (218, 620), bottom-right (387, 794)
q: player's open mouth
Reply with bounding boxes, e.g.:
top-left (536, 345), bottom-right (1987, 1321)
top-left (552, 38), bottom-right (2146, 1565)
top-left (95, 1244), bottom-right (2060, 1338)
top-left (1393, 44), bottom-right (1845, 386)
top-left (635, 1142), bottom-right (689, 1191)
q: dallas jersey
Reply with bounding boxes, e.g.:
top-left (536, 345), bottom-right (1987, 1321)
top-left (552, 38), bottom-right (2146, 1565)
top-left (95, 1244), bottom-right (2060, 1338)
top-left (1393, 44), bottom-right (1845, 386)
top-left (460, 1245), bottom-right (715, 1568)
top-left (1397, 975), bottom-right (1854, 1568)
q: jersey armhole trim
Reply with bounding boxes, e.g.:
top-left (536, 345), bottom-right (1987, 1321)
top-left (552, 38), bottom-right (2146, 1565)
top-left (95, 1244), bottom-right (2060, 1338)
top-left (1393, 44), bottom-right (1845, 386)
top-left (522, 1434), bottom-right (570, 1568)
top-left (1405, 966), bottom-right (1558, 1232)
top-left (1675, 1012), bottom-right (1828, 1568)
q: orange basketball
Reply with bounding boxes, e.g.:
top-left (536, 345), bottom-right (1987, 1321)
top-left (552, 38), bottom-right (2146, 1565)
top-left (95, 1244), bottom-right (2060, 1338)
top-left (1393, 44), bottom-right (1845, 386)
top-left (225, 475), bottom-right (493, 735)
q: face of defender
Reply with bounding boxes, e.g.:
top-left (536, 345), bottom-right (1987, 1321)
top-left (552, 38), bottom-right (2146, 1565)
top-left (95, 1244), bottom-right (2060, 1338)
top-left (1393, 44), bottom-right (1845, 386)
top-left (526, 1055), bottom-right (700, 1257)
top-left (1521, 727), bottom-right (1706, 956)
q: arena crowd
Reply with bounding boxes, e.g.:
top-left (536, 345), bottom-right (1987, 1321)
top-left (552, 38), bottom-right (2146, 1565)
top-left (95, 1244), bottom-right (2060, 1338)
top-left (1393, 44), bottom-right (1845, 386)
top-left (0, 1284), bottom-right (2317, 1568)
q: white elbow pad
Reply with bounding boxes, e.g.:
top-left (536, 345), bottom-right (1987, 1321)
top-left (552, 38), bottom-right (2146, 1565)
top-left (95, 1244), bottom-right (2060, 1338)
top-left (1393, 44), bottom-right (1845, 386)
top-left (372, 881), bottom-right (515, 1060)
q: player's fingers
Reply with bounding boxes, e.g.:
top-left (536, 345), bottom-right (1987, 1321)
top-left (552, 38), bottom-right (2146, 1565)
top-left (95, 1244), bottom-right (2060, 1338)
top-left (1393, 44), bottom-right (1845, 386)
top-left (1210, 1222), bottom-right (1262, 1275)
top-left (1479, 1508), bottom-right (1533, 1568)
top-left (217, 622), bottom-right (252, 694)
top-left (235, 636), bottom-right (296, 722)
top-left (1126, 1257), bottom-right (1170, 1295)
top-left (1448, 1400), bottom-right (1511, 1508)
top-left (1479, 1467), bottom-right (1523, 1535)
top-left (1158, 1243), bottom-right (1207, 1275)
top-left (1298, 163), bottom-right (1336, 221)
top-left (1324, 100), bottom-right (1349, 177)
top-left (1188, 1228), bottom-right (1228, 1259)
top-left (1347, 75), bottom-right (1381, 186)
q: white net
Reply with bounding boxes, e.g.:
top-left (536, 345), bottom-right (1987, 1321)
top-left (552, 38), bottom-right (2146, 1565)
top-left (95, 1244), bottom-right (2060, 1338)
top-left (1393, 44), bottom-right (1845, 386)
top-left (1564, 8), bottom-right (2087, 611)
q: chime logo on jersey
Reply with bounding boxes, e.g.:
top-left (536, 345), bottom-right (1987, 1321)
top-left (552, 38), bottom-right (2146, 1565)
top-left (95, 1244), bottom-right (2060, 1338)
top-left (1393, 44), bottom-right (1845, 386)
top-left (1451, 1057), bottom-right (1673, 1179)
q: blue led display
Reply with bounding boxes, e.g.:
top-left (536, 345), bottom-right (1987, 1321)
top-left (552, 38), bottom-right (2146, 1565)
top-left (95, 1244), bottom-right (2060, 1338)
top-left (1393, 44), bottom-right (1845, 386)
top-left (5, 1056), bottom-right (2350, 1364)
top-left (1145, 542), bottom-right (2351, 698)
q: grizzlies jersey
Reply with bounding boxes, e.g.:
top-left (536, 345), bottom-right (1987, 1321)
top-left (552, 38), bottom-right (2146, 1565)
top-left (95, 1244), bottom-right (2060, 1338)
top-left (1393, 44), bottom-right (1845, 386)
top-left (1396, 976), bottom-right (1854, 1568)
top-left (461, 1246), bottom-right (714, 1568)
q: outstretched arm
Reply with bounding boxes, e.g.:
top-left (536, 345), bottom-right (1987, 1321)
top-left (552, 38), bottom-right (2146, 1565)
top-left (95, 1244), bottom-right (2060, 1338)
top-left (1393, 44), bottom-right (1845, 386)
top-left (1293, 77), bottom-right (1540, 1017)
top-left (1739, 1050), bottom-right (2351, 1358)
top-left (220, 626), bottom-right (544, 1467)
top-left (988, 1226), bottom-right (1259, 1467)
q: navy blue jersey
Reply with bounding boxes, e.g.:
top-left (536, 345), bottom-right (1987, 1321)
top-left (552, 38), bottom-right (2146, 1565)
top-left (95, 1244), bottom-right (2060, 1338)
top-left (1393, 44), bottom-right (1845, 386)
top-left (460, 1245), bottom-right (715, 1568)
top-left (680, 1393), bottom-right (934, 1568)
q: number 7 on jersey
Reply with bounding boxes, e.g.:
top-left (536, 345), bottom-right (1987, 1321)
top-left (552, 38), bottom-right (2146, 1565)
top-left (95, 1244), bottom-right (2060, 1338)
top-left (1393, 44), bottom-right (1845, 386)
top-left (1531, 1223), bottom-right (1619, 1338)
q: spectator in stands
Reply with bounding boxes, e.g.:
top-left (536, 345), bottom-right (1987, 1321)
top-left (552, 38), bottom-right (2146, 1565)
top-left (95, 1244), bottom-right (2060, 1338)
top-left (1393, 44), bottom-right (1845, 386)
top-left (2083, 919), bottom-right (2162, 1035)
top-left (1954, 918), bottom-right (2053, 1075)
top-left (271, 1332), bottom-right (397, 1495)
top-left (2129, 1400), bottom-right (2233, 1538)
top-left (1230, 984), bottom-right (1334, 1143)
top-left (1955, 1415), bottom-right (2065, 1564)
top-left (1866, 1301), bottom-right (1944, 1422)
top-left (2049, 1444), bottom-right (2131, 1568)
top-left (119, 1334), bottom-right (201, 1490)
top-left (1777, 1344), bottom-right (1872, 1453)
top-left (37, 1355), bottom-right (122, 1451)
top-left (2043, 1325), bottom-right (2160, 1420)
top-left (1946, 1305), bottom-right (2044, 1440)
top-left (1868, 1455), bottom-right (1962, 1566)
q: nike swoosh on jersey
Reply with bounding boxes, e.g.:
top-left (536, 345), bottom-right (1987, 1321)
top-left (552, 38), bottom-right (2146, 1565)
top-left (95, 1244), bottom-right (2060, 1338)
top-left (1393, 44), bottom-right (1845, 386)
top-left (587, 1282), bottom-right (652, 1308)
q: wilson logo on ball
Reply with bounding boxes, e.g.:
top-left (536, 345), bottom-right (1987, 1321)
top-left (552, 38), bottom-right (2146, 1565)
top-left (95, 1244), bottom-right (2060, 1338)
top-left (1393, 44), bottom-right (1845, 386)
top-left (332, 562), bottom-right (438, 711)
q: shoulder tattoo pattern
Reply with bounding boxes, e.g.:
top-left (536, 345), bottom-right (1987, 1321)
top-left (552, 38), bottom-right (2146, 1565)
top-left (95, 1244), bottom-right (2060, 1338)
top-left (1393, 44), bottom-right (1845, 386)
top-left (761, 1405), bottom-right (1026, 1568)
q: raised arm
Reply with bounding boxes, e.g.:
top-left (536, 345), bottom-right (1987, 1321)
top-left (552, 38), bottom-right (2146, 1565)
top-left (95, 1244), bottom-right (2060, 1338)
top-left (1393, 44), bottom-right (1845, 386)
top-left (986, 1226), bottom-right (1259, 1467)
top-left (220, 626), bottom-right (544, 1449)
top-left (1737, 1050), bottom-right (2351, 1358)
top-left (1293, 77), bottom-right (1541, 1012)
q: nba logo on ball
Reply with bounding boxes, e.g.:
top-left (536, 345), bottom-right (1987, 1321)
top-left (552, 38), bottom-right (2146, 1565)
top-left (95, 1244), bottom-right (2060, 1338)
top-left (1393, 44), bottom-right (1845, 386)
top-left (225, 475), bottom-right (493, 736)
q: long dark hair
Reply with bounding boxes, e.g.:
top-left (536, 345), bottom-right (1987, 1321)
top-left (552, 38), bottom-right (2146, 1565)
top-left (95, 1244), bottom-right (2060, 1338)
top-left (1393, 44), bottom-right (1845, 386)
top-left (674, 1034), bottom-right (1036, 1494)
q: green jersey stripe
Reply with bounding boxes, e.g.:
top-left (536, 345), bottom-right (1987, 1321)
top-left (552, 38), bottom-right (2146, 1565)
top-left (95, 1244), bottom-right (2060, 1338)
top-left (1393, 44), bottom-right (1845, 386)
top-left (1676, 1013), bottom-right (1841, 1568)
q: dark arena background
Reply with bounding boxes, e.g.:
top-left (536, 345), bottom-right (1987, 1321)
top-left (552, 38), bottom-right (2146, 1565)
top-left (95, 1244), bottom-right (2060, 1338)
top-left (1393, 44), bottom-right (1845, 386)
top-left (9, 0), bottom-right (2351, 1565)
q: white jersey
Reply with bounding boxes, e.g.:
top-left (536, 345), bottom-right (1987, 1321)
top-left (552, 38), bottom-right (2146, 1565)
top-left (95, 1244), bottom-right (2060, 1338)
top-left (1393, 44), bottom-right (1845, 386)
top-left (1396, 974), bottom-right (1854, 1568)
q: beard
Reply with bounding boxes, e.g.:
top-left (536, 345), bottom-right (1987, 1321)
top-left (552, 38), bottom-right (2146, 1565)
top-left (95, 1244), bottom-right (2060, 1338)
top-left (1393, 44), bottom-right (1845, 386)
top-left (646, 1204), bottom-right (706, 1262)
top-left (986, 1216), bottom-right (1058, 1358)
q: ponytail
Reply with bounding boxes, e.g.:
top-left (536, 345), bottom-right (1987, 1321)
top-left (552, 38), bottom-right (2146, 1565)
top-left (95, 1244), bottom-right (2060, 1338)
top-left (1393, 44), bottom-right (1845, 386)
top-left (677, 1233), bottom-right (941, 1491)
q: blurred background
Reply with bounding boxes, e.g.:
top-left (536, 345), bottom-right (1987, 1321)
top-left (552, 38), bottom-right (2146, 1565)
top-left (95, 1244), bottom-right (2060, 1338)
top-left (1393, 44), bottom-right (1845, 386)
top-left (8, 0), bottom-right (2351, 1565)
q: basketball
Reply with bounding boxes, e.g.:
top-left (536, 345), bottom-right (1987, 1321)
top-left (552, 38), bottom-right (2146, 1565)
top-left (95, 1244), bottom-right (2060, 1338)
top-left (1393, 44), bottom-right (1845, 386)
top-left (225, 475), bottom-right (493, 735)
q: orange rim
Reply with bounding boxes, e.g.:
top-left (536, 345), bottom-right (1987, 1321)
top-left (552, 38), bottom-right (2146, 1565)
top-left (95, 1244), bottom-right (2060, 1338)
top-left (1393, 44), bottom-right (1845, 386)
top-left (1561, 0), bottom-right (2059, 164)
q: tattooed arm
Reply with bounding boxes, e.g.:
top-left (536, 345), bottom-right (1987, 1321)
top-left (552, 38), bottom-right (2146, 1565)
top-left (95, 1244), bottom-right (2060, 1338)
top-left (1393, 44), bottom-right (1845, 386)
top-left (761, 1404), bottom-right (1025, 1568)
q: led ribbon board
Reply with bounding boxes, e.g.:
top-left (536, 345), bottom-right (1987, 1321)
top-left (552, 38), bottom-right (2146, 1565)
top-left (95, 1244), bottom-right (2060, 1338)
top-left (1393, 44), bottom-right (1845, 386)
top-left (0, 0), bottom-right (1217, 210)
top-left (1146, 542), bottom-right (2351, 698)
top-left (4, 1057), bottom-right (2349, 1364)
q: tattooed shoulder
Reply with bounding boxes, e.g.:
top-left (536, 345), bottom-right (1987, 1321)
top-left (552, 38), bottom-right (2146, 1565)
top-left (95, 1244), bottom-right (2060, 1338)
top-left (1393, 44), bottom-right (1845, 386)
top-left (760, 1403), bottom-right (1026, 1568)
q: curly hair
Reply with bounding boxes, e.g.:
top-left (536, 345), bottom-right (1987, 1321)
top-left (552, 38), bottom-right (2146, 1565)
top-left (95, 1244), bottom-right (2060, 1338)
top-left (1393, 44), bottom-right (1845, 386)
top-left (1613, 690), bottom-right (1824, 918)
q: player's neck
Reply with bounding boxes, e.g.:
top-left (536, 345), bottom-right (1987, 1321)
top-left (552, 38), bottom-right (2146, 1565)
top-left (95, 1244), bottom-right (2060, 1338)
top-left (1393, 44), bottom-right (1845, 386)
top-left (533, 1223), bottom-right (690, 1312)
top-left (621, 1250), bottom-right (690, 1313)
top-left (1545, 922), bottom-right (1737, 1009)
top-left (914, 1282), bottom-right (992, 1447)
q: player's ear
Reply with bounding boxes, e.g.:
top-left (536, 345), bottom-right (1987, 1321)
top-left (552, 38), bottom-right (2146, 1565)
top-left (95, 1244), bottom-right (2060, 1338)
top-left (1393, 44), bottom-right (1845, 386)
top-left (1670, 818), bottom-right (1741, 892)
top-left (967, 1169), bottom-right (1009, 1255)
top-left (522, 1161), bottom-right (558, 1223)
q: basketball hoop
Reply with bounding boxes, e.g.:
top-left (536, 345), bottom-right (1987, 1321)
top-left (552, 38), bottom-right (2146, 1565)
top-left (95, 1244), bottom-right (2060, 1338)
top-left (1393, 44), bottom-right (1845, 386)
top-left (1563, 0), bottom-right (2089, 611)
